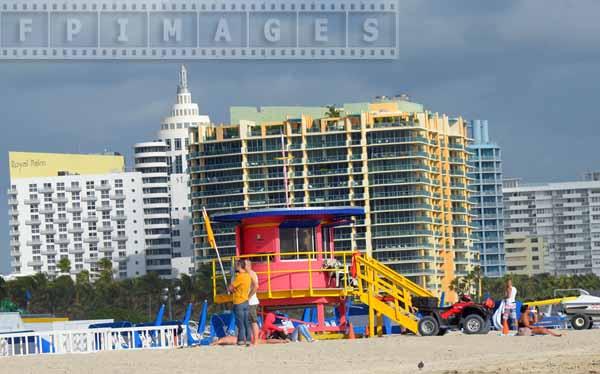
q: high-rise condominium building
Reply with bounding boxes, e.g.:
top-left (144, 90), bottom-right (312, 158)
top-left (133, 66), bottom-right (211, 277)
top-left (467, 120), bottom-right (505, 277)
top-left (7, 152), bottom-right (146, 279)
top-left (134, 142), bottom-right (173, 277)
top-left (188, 98), bottom-right (477, 294)
top-left (503, 180), bottom-right (600, 276)
top-left (504, 235), bottom-right (546, 276)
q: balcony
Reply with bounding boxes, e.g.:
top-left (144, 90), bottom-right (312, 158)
top-left (40, 228), bottom-right (57, 235)
top-left (95, 184), bottom-right (111, 191)
top-left (370, 177), bottom-right (431, 187)
top-left (9, 218), bottom-right (19, 226)
top-left (10, 250), bottom-right (20, 256)
top-left (9, 239), bottom-right (20, 246)
top-left (53, 196), bottom-right (68, 204)
top-left (25, 219), bottom-right (41, 225)
top-left (83, 236), bottom-right (100, 243)
top-left (55, 217), bottom-right (69, 224)
top-left (27, 259), bottom-right (44, 267)
top-left (66, 186), bottom-right (82, 192)
top-left (110, 193), bottom-right (126, 200)
top-left (69, 247), bottom-right (85, 254)
top-left (39, 186), bottom-right (54, 193)
top-left (368, 163), bottom-right (429, 173)
top-left (68, 227), bottom-right (84, 234)
top-left (38, 208), bottom-right (55, 214)
top-left (112, 235), bottom-right (128, 241)
top-left (202, 162), bottom-right (242, 171)
top-left (67, 206), bottom-right (83, 213)
top-left (55, 237), bottom-right (70, 245)
top-left (111, 214), bottom-right (127, 221)
top-left (7, 189), bottom-right (17, 196)
top-left (371, 190), bottom-right (430, 199)
top-left (96, 205), bottom-right (113, 212)
top-left (99, 246), bottom-right (114, 253)
top-left (83, 216), bottom-right (98, 222)
top-left (82, 195), bottom-right (97, 202)
top-left (8, 198), bottom-right (18, 206)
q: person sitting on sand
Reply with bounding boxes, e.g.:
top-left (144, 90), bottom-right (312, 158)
top-left (211, 332), bottom-right (288, 345)
top-left (518, 304), bottom-right (562, 337)
top-left (262, 312), bottom-right (315, 343)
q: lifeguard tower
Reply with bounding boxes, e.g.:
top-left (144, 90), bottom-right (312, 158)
top-left (209, 207), bottom-right (435, 336)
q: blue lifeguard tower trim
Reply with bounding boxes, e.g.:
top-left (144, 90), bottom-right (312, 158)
top-left (212, 207), bottom-right (365, 222)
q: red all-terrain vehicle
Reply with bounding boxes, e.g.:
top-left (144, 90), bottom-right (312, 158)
top-left (414, 295), bottom-right (495, 336)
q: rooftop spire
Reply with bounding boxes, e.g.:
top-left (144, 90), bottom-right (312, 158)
top-left (178, 65), bottom-right (188, 93)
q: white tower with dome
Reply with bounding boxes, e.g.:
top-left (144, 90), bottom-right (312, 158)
top-left (158, 65), bottom-right (210, 174)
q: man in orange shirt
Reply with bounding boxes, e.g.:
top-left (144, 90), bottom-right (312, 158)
top-left (228, 260), bottom-right (252, 346)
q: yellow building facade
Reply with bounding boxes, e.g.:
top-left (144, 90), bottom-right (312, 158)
top-left (8, 152), bottom-right (125, 179)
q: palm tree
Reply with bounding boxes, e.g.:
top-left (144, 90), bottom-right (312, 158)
top-left (76, 270), bottom-right (90, 285)
top-left (57, 258), bottom-right (71, 274)
top-left (325, 105), bottom-right (341, 118)
top-left (97, 258), bottom-right (113, 282)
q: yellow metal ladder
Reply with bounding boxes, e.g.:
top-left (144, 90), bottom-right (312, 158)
top-left (351, 254), bottom-right (436, 335)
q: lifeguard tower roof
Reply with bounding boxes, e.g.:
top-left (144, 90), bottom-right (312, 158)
top-left (212, 206), bottom-right (365, 223)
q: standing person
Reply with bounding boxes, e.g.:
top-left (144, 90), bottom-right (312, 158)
top-left (228, 260), bottom-right (252, 346)
top-left (245, 259), bottom-right (260, 346)
top-left (502, 278), bottom-right (518, 332)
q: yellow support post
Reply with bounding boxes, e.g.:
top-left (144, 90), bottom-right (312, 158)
top-left (376, 312), bottom-right (383, 337)
top-left (368, 267), bottom-right (375, 338)
top-left (267, 255), bottom-right (272, 298)
top-left (308, 258), bottom-right (313, 296)
top-left (212, 260), bottom-right (217, 300)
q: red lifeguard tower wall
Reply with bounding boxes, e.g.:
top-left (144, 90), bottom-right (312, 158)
top-left (234, 215), bottom-right (337, 300)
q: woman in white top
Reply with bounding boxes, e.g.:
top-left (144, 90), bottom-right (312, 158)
top-left (245, 259), bottom-right (260, 345)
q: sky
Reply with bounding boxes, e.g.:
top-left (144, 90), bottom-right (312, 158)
top-left (2, 0), bottom-right (600, 274)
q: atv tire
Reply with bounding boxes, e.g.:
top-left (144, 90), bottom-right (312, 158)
top-left (463, 315), bottom-right (486, 335)
top-left (418, 316), bottom-right (440, 337)
top-left (571, 314), bottom-right (591, 330)
top-left (479, 320), bottom-right (491, 335)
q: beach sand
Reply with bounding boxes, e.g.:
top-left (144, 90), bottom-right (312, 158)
top-left (3, 330), bottom-right (600, 374)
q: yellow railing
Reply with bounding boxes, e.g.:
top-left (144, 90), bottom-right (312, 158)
top-left (211, 251), bottom-right (436, 335)
top-left (211, 250), bottom-right (356, 302)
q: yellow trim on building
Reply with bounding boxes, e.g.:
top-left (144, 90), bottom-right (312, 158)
top-left (189, 104), bottom-right (476, 300)
top-left (9, 152), bottom-right (125, 179)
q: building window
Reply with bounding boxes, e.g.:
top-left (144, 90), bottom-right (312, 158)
top-left (279, 227), bottom-right (314, 260)
top-left (175, 138), bottom-right (182, 150)
top-left (175, 156), bottom-right (183, 173)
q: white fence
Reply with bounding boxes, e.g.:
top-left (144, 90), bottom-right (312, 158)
top-left (0, 325), bottom-right (184, 357)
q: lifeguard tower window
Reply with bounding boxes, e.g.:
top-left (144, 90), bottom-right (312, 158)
top-left (279, 227), bottom-right (315, 260)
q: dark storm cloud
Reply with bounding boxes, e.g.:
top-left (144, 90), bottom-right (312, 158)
top-left (2, 0), bottom-right (600, 273)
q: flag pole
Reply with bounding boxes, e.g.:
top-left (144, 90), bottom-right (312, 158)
top-left (202, 207), bottom-right (228, 290)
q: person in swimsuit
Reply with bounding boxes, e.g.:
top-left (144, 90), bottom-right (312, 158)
top-left (518, 304), bottom-right (562, 337)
